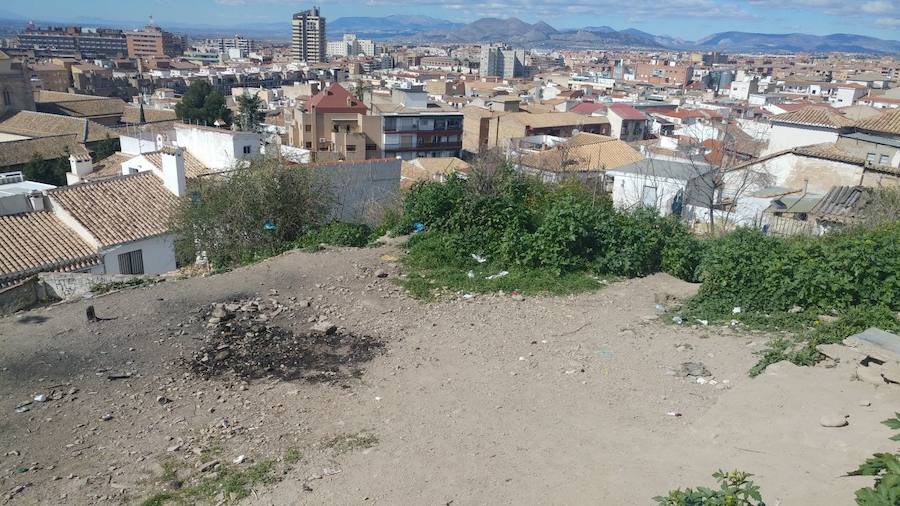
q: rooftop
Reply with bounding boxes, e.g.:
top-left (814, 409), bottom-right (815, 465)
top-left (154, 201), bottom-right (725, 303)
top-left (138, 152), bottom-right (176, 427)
top-left (0, 211), bottom-right (100, 285)
top-left (770, 106), bottom-right (855, 129)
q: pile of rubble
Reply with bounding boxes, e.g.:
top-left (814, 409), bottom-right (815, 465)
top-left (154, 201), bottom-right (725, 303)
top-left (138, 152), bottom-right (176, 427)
top-left (189, 296), bottom-right (383, 383)
top-left (818, 327), bottom-right (900, 386)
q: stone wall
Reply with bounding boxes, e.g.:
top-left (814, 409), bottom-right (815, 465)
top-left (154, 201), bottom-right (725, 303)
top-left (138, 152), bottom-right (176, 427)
top-left (38, 272), bottom-right (155, 300)
top-left (0, 277), bottom-right (40, 315)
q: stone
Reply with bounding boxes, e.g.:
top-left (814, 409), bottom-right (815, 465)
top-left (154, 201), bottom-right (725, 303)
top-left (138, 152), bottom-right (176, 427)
top-left (788, 305), bottom-right (803, 314)
top-left (374, 269), bottom-right (388, 279)
top-left (881, 362), bottom-right (900, 384)
top-left (844, 328), bottom-right (900, 363)
top-left (511, 294), bottom-right (524, 302)
top-left (817, 314), bottom-right (839, 324)
top-left (816, 344), bottom-right (865, 364)
top-left (311, 321), bottom-right (337, 335)
top-left (857, 364), bottom-right (886, 385)
top-left (859, 400), bottom-right (872, 407)
top-left (197, 460), bottom-right (220, 472)
top-left (676, 362), bottom-right (710, 378)
top-left (819, 414), bottom-right (849, 427)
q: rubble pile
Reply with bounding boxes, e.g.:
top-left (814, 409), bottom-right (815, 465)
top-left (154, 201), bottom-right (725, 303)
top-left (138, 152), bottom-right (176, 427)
top-left (189, 297), bottom-right (383, 383)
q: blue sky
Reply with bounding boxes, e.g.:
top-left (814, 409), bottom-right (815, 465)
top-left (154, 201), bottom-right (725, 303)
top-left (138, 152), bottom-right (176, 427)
top-left (2, 0), bottom-right (899, 39)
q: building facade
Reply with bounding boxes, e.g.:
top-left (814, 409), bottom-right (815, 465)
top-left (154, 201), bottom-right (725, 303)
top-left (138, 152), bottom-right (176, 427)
top-left (17, 26), bottom-right (128, 57)
top-left (480, 45), bottom-right (525, 79)
top-left (126, 26), bottom-right (185, 58)
top-left (292, 8), bottom-right (326, 64)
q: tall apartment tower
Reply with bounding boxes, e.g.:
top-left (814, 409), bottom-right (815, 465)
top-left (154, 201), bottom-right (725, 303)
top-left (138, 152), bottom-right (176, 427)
top-left (292, 8), bottom-right (325, 64)
top-left (479, 45), bottom-right (525, 79)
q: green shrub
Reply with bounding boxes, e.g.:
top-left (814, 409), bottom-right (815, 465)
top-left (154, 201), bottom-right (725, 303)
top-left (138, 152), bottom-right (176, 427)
top-left (654, 470), bottom-right (766, 506)
top-left (296, 222), bottom-right (373, 249)
top-left (848, 413), bottom-right (900, 506)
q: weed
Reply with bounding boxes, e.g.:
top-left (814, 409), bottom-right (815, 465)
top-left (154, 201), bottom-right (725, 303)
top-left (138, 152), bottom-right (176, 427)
top-left (848, 413), bottom-right (900, 505)
top-left (323, 431), bottom-right (379, 455)
top-left (140, 459), bottom-right (278, 505)
top-left (284, 447), bottom-right (302, 465)
top-left (654, 470), bottom-right (765, 506)
top-left (90, 277), bottom-right (155, 294)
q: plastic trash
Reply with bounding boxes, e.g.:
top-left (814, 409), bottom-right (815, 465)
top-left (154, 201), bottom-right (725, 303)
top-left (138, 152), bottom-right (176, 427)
top-left (485, 271), bottom-right (509, 280)
top-left (467, 270), bottom-right (475, 279)
top-left (412, 223), bottom-right (425, 233)
top-left (470, 253), bottom-right (487, 263)
top-left (672, 316), bottom-right (684, 325)
top-left (732, 307), bottom-right (742, 314)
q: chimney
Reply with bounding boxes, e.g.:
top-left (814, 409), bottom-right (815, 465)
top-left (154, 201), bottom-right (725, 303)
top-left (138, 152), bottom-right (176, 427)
top-left (28, 191), bottom-right (45, 212)
top-left (160, 147), bottom-right (186, 197)
top-left (68, 153), bottom-right (93, 177)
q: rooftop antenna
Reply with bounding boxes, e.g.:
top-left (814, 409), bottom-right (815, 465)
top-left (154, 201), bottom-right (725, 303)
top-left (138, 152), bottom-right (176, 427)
top-left (148, 15), bottom-right (155, 28)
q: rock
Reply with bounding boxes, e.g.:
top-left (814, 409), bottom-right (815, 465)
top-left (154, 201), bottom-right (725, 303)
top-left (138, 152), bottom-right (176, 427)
top-left (788, 305), bottom-right (803, 314)
top-left (819, 414), bottom-right (849, 427)
top-left (817, 314), bottom-right (839, 324)
top-left (676, 362), bottom-right (710, 378)
top-left (156, 396), bottom-right (171, 405)
top-left (859, 399), bottom-right (872, 407)
top-left (197, 460), bottom-right (220, 473)
top-left (33, 394), bottom-right (47, 402)
top-left (816, 344), bottom-right (865, 364)
top-left (857, 364), bottom-right (886, 385)
top-left (232, 455), bottom-right (246, 464)
top-left (100, 413), bottom-right (113, 421)
top-left (210, 305), bottom-right (232, 321)
top-left (374, 269), bottom-right (388, 279)
top-left (844, 328), bottom-right (900, 363)
top-left (511, 294), bottom-right (524, 302)
top-left (881, 362), bottom-right (900, 384)
top-left (311, 321), bottom-right (337, 335)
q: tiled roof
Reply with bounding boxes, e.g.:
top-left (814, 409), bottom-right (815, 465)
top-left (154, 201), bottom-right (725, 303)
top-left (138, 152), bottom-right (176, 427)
top-left (400, 157), bottom-right (469, 189)
top-left (0, 211), bottom-right (100, 285)
top-left (82, 152), bottom-right (137, 181)
top-left (770, 106), bottom-right (856, 129)
top-left (608, 104), bottom-right (647, 121)
top-left (143, 150), bottom-right (211, 179)
top-left (730, 142), bottom-right (900, 176)
top-left (35, 91), bottom-right (125, 119)
top-left (0, 134), bottom-right (87, 168)
top-left (506, 111), bottom-right (610, 129)
top-left (120, 106), bottom-right (177, 125)
top-left (853, 109), bottom-right (900, 136)
top-left (307, 83), bottom-right (367, 113)
top-left (518, 135), bottom-right (643, 173)
top-left (0, 110), bottom-right (118, 143)
top-left (48, 171), bottom-right (179, 248)
top-left (570, 102), bottom-right (607, 115)
top-left (810, 185), bottom-right (873, 224)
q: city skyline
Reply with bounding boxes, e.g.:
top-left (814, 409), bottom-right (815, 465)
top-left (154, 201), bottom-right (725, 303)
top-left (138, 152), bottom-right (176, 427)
top-left (1, 0), bottom-right (899, 40)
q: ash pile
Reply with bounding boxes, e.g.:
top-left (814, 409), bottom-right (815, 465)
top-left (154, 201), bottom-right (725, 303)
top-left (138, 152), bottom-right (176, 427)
top-left (189, 297), bottom-right (383, 383)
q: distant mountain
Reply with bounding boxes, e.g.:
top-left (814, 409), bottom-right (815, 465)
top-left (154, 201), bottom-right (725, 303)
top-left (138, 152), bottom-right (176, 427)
top-left (582, 26), bottom-right (617, 34)
top-left (411, 17), bottom-right (663, 48)
top-left (697, 31), bottom-right (900, 54)
top-left (328, 15), bottom-right (462, 40)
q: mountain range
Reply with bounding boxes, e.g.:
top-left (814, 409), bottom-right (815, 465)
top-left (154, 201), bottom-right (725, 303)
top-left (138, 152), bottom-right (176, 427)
top-left (0, 12), bottom-right (898, 54)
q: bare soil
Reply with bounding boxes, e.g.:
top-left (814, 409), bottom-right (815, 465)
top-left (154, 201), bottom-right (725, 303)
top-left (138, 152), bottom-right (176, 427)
top-left (0, 244), bottom-right (897, 505)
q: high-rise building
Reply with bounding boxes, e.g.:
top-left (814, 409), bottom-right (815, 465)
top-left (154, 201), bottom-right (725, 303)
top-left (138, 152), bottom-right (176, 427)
top-left (292, 8), bottom-right (325, 64)
top-left (212, 36), bottom-right (256, 58)
top-left (479, 45), bottom-right (525, 79)
top-left (17, 25), bottom-right (128, 57)
top-left (126, 25), bottom-right (186, 58)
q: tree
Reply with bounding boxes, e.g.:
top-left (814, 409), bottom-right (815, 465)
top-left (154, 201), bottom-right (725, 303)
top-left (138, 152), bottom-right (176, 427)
top-left (236, 92), bottom-right (265, 133)
top-left (23, 154), bottom-right (68, 186)
top-left (93, 135), bottom-right (120, 162)
top-left (175, 81), bottom-right (232, 127)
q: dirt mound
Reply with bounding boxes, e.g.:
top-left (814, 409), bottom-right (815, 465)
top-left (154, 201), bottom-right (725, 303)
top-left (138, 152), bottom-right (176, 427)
top-left (189, 300), bottom-right (383, 383)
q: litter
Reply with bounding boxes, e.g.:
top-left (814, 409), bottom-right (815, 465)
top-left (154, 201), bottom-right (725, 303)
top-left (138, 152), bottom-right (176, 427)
top-left (732, 307), bottom-right (742, 314)
top-left (485, 271), bottom-right (509, 280)
top-left (462, 293), bottom-right (475, 300)
top-left (471, 253), bottom-right (487, 264)
top-left (467, 270), bottom-right (475, 279)
top-left (696, 319), bottom-right (709, 326)
top-left (33, 394), bottom-right (47, 402)
top-left (412, 223), bottom-right (425, 233)
top-left (666, 411), bottom-right (682, 417)
top-left (672, 316), bottom-right (684, 325)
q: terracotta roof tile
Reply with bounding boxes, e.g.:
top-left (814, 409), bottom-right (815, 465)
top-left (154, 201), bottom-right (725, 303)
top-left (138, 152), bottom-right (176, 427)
top-left (0, 211), bottom-right (100, 285)
top-left (853, 108), bottom-right (900, 136)
top-left (142, 150), bottom-right (210, 179)
top-left (49, 172), bottom-right (179, 248)
top-left (0, 134), bottom-right (87, 168)
top-left (770, 106), bottom-right (855, 129)
top-left (0, 110), bottom-right (118, 143)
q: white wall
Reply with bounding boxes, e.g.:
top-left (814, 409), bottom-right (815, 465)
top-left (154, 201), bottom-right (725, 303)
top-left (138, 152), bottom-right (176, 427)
top-left (120, 134), bottom-right (161, 155)
top-left (98, 234), bottom-right (177, 275)
top-left (763, 123), bottom-right (839, 155)
top-left (608, 172), bottom-right (687, 216)
top-left (313, 159), bottom-right (401, 225)
top-left (174, 125), bottom-right (261, 171)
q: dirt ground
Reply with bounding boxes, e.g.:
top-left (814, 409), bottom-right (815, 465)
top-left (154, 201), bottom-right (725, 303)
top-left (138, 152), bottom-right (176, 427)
top-left (1, 244), bottom-right (897, 505)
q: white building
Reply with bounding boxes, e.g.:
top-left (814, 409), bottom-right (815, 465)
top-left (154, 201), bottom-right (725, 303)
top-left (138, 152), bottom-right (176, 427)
top-left (607, 159), bottom-right (716, 217)
top-left (763, 106), bottom-right (856, 156)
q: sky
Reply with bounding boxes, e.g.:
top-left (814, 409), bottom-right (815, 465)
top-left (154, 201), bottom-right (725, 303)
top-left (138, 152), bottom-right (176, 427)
top-left (2, 0), bottom-right (899, 40)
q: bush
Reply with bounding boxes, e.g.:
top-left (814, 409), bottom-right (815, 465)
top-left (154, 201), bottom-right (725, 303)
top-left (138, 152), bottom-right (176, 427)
top-left (171, 158), bottom-right (332, 268)
top-left (654, 470), bottom-right (766, 506)
top-left (848, 413), bottom-right (900, 506)
top-left (296, 222), bottom-right (373, 249)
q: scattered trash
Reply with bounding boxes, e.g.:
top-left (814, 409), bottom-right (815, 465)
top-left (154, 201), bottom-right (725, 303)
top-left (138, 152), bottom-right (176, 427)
top-left (696, 377), bottom-right (708, 385)
top-left (466, 270), bottom-right (475, 279)
top-left (232, 455), bottom-right (246, 464)
top-left (730, 319), bottom-right (739, 327)
top-left (672, 316), bottom-right (684, 325)
top-left (732, 307), bottom-right (742, 314)
top-left (595, 347), bottom-right (615, 359)
top-left (696, 319), bottom-right (709, 326)
top-left (379, 254), bottom-right (399, 262)
top-left (486, 271), bottom-right (509, 280)
top-left (666, 411), bottom-right (682, 417)
top-left (511, 292), bottom-right (524, 301)
top-left (14, 402), bottom-right (31, 414)
top-left (470, 253), bottom-right (487, 264)
top-left (100, 413), bottom-right (113, 421)
top-left (107, 372), bottom-right (132, 380)
top-left (462, 293), bottom-right (475, 301)
top-left (655, 304), bottom-right (666, 315)
top-left (33, 394), bottom-right (46, 403)
top-left (412, 223), bottom-right (425, 233)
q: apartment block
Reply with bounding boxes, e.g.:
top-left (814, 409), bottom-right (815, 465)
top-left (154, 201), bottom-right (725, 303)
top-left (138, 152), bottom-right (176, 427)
top-left (17, 26), bottom-right (128, 57)
top-left (480, 45), bottom-right (525, 79)
top-left (126, 26), bottom-right (185, 58)
top-left (292, 8), bottom-right (326, 64)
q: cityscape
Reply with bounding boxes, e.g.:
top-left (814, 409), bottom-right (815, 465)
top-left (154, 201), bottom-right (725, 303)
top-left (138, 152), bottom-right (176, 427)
top-left (0, 1), bottom-right (899, 505)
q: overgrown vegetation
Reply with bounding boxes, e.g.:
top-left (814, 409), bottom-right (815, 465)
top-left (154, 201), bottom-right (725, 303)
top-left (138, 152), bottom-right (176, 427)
top-left (175, 80), bottom-right (232, 127)
top-left (295, 222), bottom-right (374, 250)
top-left (23, 153), bottom-right (69, 186)
top-left (848, 413), bottom-right (900, 505)
top-left (394, 165), bottom-right (700, 298)
top-left (172, 158), bottom-right (333, 268)
top-left (140, 460), bottom-right (277, 506)
top-left (654, 470), bottom-right (766, 506)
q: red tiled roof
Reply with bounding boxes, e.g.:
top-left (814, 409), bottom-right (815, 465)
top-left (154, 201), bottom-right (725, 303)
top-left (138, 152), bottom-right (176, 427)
top-left (608, 104), bottom-right (647, 120)
top-left (571, 102), bottom-right (607, 115)
top-left (307, 83), bottom-right (367, 114)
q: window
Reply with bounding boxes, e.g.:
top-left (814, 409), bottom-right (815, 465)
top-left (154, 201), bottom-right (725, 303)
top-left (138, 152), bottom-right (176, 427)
top-left (305, 142), bottom-right (312, 149)
top-left (243, 145), bottom-right (252, 154)
top-left (879, 154), bottom-right (890, 165)
top-left (1, 89), bottom-right (9, 105)
top-left (866, 153), bottom-right (876, 162)
top-left (346, 144), bottom-right (356, 152)
top-left (118, 250), bottom-right (144, 275)
top-left (641, 186), bottom-right (658, 208)
top-left (304, 124), bottom-right (311, 132)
